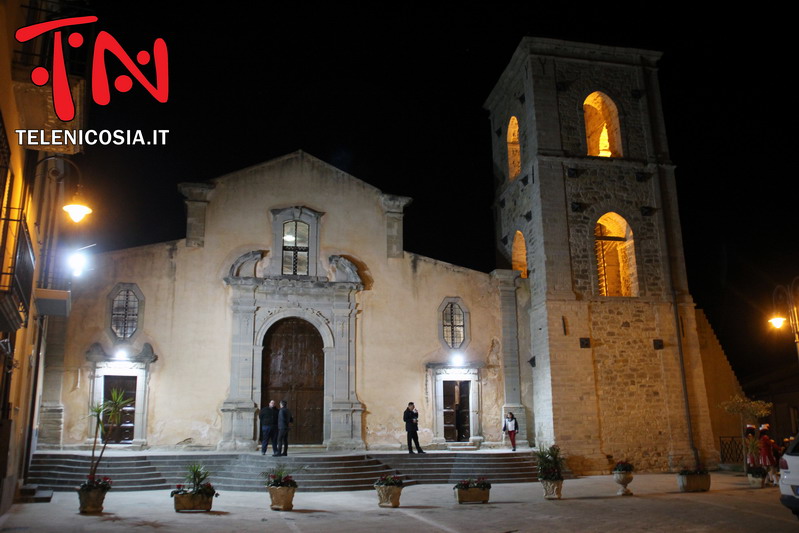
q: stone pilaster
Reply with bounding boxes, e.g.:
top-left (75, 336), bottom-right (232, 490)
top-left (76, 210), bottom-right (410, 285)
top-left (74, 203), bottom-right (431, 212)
top-left (380, 194), bottom-right (412, 258)
top-left (491, 269), bottom-right (529, 448)
top-left (327, 284), bottom-right (365, 450)
top-left (178, 182), bottom-right (215, 248)
top-left (218, 293), bottom-right (257, 450)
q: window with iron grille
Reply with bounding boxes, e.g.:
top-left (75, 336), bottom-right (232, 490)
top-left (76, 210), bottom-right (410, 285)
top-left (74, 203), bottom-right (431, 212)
top-left (442, 302), bottom-right (465, 349)
top-left (269, 206), bottom-right (322, 278)
top-left (111, 288), bottom-right (139, 339)
top-left (281, 220), bottom-right (310, 275)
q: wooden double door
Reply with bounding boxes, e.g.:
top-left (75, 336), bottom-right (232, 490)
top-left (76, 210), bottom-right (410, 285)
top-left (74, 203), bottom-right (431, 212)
top-left (443, 380), bottom-right (470, 442)
top-left (261, 318), bottom-right (324, 444)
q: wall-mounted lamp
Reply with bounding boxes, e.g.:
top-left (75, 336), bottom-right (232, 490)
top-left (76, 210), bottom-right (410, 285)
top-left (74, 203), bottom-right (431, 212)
top-left (770, 277), bottom-right (799, 366)
top-left (67, 243), bottom-right (96, 277)
top-left (37, 155), bottom-right (93, 223)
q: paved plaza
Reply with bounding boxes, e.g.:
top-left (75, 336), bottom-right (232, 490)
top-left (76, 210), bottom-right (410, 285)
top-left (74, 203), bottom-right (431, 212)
top-left (0, 472), bottom-right (796, 532)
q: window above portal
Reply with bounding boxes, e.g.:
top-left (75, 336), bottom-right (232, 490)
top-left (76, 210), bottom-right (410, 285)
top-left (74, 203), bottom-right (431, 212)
top-left (438, 297), bottom-right (470, 350)
top-left (107, 283), bottom-right (144, 342)
top-left (268, 206), bottom-right (323, 278)
top-left (282, 220), bottom-right (310, 275)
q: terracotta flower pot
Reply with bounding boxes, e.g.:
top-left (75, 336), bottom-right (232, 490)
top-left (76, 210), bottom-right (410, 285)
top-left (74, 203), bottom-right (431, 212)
top-left (375, 485), bottom-right (403, 508)
top-left (268, 486), bottom-right (296, 511)
top-left (540, 479), bottom-right (563, 500)
top-left (77, 487), bottom-right (107, 513)
top-left (173, 493), bottom-right (214, 512)
top-left (613, 471), bottom-right (634, 496)
top-left (455, 488), bottom-right (490, 504)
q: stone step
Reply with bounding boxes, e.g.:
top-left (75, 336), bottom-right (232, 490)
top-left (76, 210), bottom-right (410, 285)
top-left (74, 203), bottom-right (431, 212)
top-left (14, 489), bottom-right (54, 503)
top-left (29, 451), bottom-right (537, 492)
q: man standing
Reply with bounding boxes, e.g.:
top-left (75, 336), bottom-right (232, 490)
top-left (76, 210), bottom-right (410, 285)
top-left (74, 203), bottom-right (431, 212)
top-left (259, 400), bottom-right (279, 456)
top-left (404, 402), bottom-right (425, 454)
top-left (277, 400), bottom-right (293, 457)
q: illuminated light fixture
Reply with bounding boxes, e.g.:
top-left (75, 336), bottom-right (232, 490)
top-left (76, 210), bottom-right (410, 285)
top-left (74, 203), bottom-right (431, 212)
top-left (63, 199), bottom-right (92, 222)
top-left (770, 277), bottom-right (799, 366)
top-left (36, 156), bottom-right (93, 222)
top-left (67, 250), bottom-right (87, 276)
top-left (114, 349), bottom-right (128, 359)
top-left (283, 235), bottom-right (296, 242)
top-left (769, 316), bottom-right (787, 329)
top-left (67, 244), bottom-right (96, 277)
top-left (451, 352), bottom-right (464, 367)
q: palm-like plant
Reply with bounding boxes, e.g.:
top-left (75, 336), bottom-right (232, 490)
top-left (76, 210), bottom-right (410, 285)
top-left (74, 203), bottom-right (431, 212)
top-left (534, 444), bottom-right (565, 481)
top-left (87, 388), bottom-right (133, 479)
top-left (171, 463), bottom-right (219, 498)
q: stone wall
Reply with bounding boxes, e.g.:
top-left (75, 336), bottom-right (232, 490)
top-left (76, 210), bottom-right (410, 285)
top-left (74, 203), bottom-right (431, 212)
top-left (695, 309), bottom-right (743, 442)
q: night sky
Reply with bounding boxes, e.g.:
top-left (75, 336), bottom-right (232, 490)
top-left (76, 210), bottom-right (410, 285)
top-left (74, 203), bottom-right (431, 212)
top-left (67, 5), bottom-right (798, 393)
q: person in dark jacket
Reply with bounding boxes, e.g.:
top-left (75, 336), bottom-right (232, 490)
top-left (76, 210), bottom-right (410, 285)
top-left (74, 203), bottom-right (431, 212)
top-left (403, 402), bottom-right (425, 454)
top-left (276, 400), bottom-right (293, 456)
top-left (259, 400), bottom-right (279, 456)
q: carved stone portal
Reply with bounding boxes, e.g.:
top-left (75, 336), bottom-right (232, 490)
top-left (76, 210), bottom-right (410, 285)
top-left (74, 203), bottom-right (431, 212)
top-left (220, 252), bottom-right (365, 450)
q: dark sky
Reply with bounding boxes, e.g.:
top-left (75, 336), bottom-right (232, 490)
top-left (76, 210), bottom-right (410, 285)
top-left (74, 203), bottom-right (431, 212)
top-left (69, 5), bottom-right (798, 391)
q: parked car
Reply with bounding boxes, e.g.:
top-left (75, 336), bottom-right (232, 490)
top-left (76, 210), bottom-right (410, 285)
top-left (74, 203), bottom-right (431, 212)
top-left (779, 436), bottom-right (799, 519)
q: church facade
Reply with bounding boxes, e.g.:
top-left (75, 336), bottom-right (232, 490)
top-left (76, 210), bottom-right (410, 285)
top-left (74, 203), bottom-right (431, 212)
top-left (37, 38), bottom-right (739, 474)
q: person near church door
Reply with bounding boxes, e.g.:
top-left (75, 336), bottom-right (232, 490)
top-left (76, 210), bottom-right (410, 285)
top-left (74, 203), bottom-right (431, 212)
top-left (259, 400), bottom-right (279, 456)
top-left (404, 402), bottom-right (425, 454)
top-left (276, 400), bottom-right (293, 456)
top-left (503, 412), bottom-right (518, 451)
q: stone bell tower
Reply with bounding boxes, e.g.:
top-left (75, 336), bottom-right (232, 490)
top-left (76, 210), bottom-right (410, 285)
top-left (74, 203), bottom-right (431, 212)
top-left (484, 38), bottom-right (717, 473)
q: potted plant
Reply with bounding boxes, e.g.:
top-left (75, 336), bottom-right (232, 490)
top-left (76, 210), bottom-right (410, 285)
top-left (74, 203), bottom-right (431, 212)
top-left (676, 465), bottom-right (710, 492)
top-left (611, 460), bottom-right (634, 496)
top-left (534, 444), bottom-right (565, 500)
top-left (746, 466), bottom-right (767, 489)
top-left (77, 388), bottom-right (133, 513)
top-left (170, 463), bottom-right (220, 511)
top-left (262, 465), bottom-right (298, 511)
top-left (453, 477), bottom-right (491, 504)
top-left (374, 474), bottom-right (404, 507)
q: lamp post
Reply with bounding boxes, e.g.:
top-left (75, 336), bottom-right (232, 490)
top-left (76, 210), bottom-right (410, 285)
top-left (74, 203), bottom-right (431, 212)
top-left (769, 277), bottom-right (799, 364)
top-left (35, 155), bottom-right (93, 223)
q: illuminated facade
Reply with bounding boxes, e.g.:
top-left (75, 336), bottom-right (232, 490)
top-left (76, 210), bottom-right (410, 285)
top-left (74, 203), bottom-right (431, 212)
top-left (37, 38), bottom-right (744, 477)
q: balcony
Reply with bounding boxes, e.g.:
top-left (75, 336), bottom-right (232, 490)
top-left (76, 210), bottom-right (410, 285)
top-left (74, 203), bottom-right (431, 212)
top-left (0, 220), bottom-right (35, 332)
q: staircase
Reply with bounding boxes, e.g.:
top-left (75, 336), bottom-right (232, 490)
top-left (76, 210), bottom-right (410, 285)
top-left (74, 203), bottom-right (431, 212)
top-left (28, 451), bottom-right (539, 492)
top-left (379, 452), bottom-right (537, 484)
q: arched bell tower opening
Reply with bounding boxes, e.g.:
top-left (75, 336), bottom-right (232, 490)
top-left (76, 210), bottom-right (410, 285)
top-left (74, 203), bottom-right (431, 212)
top-left (261, 317), bottom-right (324, 444)
top-left (583, 91), bottom-right (623, 158)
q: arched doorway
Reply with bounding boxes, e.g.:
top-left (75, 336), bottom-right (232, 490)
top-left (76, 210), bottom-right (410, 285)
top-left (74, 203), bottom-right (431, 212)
top-left (261, 317), bottom-right (324, 444)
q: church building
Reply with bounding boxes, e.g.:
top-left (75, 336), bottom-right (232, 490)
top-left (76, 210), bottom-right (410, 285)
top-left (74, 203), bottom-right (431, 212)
top-left (37, 38), bottom-right (739, 474)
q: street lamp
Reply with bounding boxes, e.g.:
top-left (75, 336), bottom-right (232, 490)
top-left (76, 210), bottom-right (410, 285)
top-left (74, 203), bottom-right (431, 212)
top-left (35, 155), bottom-right (93, 223)
top-left (769, 277), bottom-right (799, 363)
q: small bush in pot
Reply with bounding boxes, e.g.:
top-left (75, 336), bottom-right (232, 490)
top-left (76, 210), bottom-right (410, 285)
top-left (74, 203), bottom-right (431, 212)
top-left (611, 460), bottom-right (634, 496)
top-left (453, 477), bottom-right (492, 504)
top-left (374, 474), bottom-right (404, 507)
top-left (262, 465), bottom-right (299, 511)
